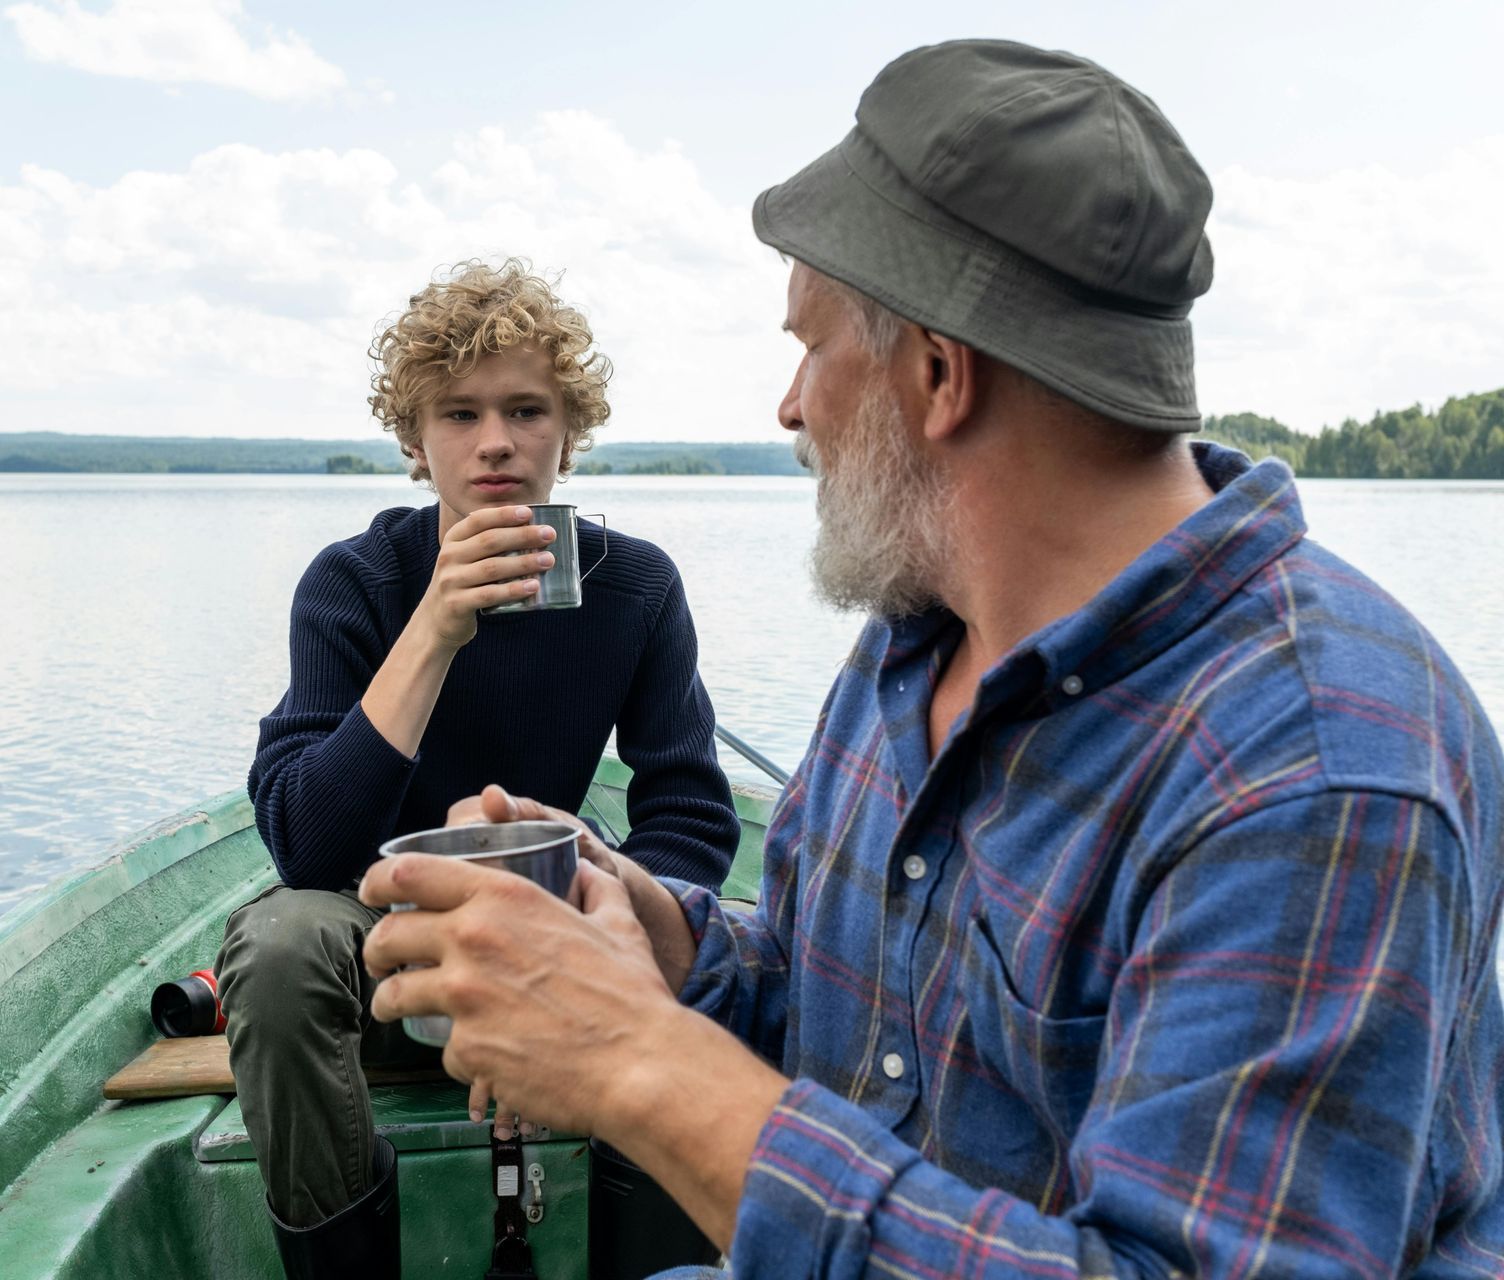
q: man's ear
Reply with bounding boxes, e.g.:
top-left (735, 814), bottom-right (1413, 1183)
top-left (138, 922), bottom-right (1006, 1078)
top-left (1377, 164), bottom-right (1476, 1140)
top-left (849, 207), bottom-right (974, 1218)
top-left (918, 331), bottom-right (977, 443)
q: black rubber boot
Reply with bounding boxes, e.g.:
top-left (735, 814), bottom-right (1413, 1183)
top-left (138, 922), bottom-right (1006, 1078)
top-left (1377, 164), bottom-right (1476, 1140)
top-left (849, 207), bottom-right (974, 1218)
top-left (268, 1136), bottom-right (401, 1280)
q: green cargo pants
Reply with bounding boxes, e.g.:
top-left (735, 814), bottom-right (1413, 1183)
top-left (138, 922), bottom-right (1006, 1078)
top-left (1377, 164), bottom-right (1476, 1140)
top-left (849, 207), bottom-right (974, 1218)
top-left (215, 883), bottom-right (443, 1227)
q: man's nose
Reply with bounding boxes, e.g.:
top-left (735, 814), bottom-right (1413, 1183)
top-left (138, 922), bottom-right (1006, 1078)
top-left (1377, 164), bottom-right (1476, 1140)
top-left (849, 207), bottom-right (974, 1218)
top-left (777, 355), bottom-right (807, 433)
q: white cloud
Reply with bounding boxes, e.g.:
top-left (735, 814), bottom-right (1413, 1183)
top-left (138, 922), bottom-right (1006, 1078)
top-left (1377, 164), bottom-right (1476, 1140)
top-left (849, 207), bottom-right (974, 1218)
top-left (1198, 138), bottom-right (1504, 431)
top-left (0, 112), bottom-right (793, 443)
top-left (4, 0), bottom-right (346, 102)
top-left (12, 104), bottom-right (1491, 447)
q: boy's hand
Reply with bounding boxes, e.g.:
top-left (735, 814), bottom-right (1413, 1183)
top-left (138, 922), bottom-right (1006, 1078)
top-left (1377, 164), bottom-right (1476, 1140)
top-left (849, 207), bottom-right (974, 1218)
top-left (416, 506), bottom-right (557, 649)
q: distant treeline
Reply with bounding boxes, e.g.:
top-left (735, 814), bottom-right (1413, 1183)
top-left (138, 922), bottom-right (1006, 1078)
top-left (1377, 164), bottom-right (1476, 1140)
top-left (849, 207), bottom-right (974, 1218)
top-left (0, 434), bottom-right (807, 477)
top-left (0, 434), bottom-right (406, 474)
top-left (1204, 388), bottom-right (1504, 479)
top-left (4, 390), bottom-right (1502, 478)
top-left (573, 442), bottom-right (805, 476)
top-left (326, 454), bottom-right (403, 474)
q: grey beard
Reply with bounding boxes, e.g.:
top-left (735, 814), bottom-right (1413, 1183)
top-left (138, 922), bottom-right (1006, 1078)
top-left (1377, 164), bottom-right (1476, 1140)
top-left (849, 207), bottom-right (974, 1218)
top-left (797, 387), bottom-right (950, 618)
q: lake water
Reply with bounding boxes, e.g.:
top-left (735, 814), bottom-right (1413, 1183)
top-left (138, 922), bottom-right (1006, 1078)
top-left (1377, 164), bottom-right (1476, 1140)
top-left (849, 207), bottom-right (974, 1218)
top-left (1, 472), bottom-right (1502, 920)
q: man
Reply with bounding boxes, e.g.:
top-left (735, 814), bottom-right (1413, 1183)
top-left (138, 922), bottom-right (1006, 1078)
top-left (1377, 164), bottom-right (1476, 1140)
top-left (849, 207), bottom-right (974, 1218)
top-left (216, 259), bottom-right (739, 1277)
top-left (360, 44), bottom-right (1504, 1277)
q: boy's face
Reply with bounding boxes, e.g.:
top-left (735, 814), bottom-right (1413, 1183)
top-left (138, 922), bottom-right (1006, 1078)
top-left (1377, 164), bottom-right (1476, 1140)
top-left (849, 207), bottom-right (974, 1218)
top-left (412, 346), bottom-right (568, 536)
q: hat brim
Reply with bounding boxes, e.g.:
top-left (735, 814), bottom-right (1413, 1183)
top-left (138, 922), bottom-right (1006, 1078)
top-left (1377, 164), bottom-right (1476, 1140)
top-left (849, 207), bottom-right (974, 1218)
top-left (753, 130), bottom-right (1202, 433)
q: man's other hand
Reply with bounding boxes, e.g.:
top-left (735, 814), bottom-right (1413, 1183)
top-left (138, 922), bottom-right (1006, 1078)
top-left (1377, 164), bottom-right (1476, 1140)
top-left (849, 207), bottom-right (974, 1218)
top-left (359, 854), bottom-right (682, 1140)
top-left (444, 783), bottom-right (701, 994)
top-left (445, 783), bottom-right (613, 869)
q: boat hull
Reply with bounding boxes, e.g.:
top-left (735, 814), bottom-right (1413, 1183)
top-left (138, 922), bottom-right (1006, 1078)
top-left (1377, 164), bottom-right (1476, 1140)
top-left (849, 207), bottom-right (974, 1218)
top-left (0, 764), bottom-right (774, 1277)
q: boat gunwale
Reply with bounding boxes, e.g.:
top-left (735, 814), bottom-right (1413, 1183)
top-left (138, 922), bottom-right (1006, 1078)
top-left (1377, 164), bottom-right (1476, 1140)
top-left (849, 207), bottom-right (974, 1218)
top-left (0, 788), bottom-right (254, 985)
top-left (0, 757), bottom-right (779, 979)
top-left (0, 761), bottom-right (778, 1276)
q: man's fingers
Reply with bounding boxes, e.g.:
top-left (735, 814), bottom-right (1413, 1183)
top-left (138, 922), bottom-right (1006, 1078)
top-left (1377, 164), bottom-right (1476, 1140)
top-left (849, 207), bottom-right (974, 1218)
top-left (361, 903), bottom-right (451, 975)
top-left (575, 833), bottom-right (621, 877)
top-left (359, 851), bottom-right (493, 912)
top-left (576, 858), bottom-right (637, 926)
top-left (368, 962), bottom-right (446, 1026)
top-left (479, 784), bottom-right (523, 823)
top-left (464, 785), bottom-right (568, 827)
top-left (468, 1078), bottom-right (490, 1124)
top-left (446, 795), bottom-right (487, 827)
top-left (479, 784), bottom-right (578, 828)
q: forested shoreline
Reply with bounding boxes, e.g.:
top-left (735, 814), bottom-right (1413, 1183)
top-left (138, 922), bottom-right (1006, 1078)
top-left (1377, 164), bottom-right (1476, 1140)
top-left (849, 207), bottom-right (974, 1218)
top-left (1205, 388), bottom-right (1504, 479)
top-left (3, 389), bottom-right (1501, 477)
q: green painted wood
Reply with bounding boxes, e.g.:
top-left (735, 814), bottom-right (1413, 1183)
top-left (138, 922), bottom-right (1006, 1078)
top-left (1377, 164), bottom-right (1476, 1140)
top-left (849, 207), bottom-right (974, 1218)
top-left (0, 795), bottom-right (276, 1195)
top-left (1, 1093), bottom-right (590, 1280)
top-left (722, 783), bottom-right (774, 901)
top-left (582, 756), bottom-right (774, 902)
top-left (0, 1096), bottom-right (225, 1279)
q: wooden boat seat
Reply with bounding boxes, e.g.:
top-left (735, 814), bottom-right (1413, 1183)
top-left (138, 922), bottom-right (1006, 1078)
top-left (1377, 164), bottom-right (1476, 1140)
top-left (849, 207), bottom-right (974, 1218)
top-left (101, 1036), bottom-right (571, 1164)
top-left (103, 1035), bottom-right (448, 1100)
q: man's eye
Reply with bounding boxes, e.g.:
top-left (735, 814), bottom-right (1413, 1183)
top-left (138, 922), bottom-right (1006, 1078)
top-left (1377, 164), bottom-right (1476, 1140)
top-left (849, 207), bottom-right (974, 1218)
top-left (448, 409), bottom-right (476, 421)
top-left (514, 406), bottom-right (544, 420)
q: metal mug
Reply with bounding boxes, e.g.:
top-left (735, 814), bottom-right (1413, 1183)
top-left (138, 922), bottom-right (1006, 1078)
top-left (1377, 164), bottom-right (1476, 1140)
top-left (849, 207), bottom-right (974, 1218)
top-left (481, 504), bottom-right (607, 614)
top-left (376, 820), bottom-right (582, 1046)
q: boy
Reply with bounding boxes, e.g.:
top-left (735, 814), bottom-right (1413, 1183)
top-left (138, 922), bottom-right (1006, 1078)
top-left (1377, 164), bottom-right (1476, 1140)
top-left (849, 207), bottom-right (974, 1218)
top-left (216, 259), bottom-right (738, 1277)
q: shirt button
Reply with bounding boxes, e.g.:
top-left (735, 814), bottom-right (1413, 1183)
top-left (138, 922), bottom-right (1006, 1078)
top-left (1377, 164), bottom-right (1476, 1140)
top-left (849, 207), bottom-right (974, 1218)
top-left (897, 680), bottom-right (906, 693)
top-left (882, 1053), bottom-right (905, 1079)
top-left (902, 854), bottom-right (927, 880)
top-left (1061, 674), bottom-right (1084, 696)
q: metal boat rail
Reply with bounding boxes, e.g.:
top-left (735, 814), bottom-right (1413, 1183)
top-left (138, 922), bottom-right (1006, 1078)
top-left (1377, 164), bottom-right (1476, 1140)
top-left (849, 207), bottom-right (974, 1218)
top-left (714, 724), bottom-right (791, 787)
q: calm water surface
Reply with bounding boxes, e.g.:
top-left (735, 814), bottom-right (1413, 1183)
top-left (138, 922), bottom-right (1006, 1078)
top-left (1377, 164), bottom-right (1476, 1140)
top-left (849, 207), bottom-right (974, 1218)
top-left (1, 472), bottom-right (1501, 918)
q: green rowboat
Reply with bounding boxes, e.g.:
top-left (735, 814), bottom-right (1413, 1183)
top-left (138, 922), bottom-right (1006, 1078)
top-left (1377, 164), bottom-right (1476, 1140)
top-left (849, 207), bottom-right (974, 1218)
top-left (0, 753), bottom-right (778, 1278)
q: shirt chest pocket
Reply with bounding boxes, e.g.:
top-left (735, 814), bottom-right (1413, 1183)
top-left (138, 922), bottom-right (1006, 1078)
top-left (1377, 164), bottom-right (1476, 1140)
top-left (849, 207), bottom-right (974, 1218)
top-left (961, 915), bottom-right (1108, 1143)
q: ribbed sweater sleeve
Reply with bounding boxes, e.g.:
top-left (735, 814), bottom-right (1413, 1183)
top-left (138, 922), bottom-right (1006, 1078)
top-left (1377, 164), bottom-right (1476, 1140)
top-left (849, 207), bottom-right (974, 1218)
top-left (611, 564), bottom-right (738, 889)
top-left (248, 542), bottom-right (417, 889)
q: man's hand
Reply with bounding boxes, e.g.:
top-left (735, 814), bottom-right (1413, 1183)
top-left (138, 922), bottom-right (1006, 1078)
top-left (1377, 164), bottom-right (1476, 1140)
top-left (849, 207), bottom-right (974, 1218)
top-left (417, 506), bottom-right (557, 650)
top-left (358, 851), bottom-right (788, 1251)
top-left (445, 784), bottom-right (701, 994)
top-left (361, 855), bottom-right (679, 1138)
top-left (445, 784), bottom-right (616, 873)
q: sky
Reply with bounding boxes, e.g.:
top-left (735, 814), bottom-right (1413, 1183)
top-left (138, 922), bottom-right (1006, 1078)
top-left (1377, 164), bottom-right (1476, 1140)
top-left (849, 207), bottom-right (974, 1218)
top-left (0, 0), bottom-right (1500, 445)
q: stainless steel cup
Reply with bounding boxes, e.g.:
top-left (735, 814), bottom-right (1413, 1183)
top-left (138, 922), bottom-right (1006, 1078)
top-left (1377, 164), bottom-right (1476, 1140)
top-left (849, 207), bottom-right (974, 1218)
top-left (376, 820), bottom-right (581, 1045)
top-left (480, 504), bottom-right (607, 614)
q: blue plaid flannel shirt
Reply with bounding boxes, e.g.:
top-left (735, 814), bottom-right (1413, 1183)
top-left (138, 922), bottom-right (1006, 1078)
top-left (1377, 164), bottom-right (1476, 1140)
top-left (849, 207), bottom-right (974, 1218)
top-left (669, 444), bottom-right (1504, 1278)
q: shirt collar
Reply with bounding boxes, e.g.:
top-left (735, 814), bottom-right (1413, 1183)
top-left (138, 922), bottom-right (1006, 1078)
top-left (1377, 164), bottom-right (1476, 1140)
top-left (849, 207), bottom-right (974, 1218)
top-left (878, 443), bottom-right (1307, 721)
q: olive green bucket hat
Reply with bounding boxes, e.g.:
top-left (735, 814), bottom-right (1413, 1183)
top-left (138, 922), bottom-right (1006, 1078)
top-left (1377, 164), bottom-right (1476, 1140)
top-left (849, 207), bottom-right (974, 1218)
top-left (752, 40), bottom-right (1214, 431)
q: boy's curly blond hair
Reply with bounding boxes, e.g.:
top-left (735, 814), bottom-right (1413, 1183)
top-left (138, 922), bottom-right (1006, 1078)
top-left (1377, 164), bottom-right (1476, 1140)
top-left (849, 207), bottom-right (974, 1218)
top-left (369, 259), bottom-right (612, 480)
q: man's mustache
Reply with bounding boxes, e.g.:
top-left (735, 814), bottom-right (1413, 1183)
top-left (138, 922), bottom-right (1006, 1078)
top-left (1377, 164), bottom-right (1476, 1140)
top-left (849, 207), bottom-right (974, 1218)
top-left (793, 432), bottom-right (820, 475)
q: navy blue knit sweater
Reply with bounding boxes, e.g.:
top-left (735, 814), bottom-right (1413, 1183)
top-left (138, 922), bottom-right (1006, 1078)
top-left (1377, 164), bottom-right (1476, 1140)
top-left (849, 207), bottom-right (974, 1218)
top-left (248, 503), bottom-right (739, 890)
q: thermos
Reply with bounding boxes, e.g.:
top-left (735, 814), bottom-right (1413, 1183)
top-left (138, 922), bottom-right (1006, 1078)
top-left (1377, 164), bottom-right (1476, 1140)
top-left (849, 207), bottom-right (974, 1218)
top-left (150, 968), bottom-right (226, 1037)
